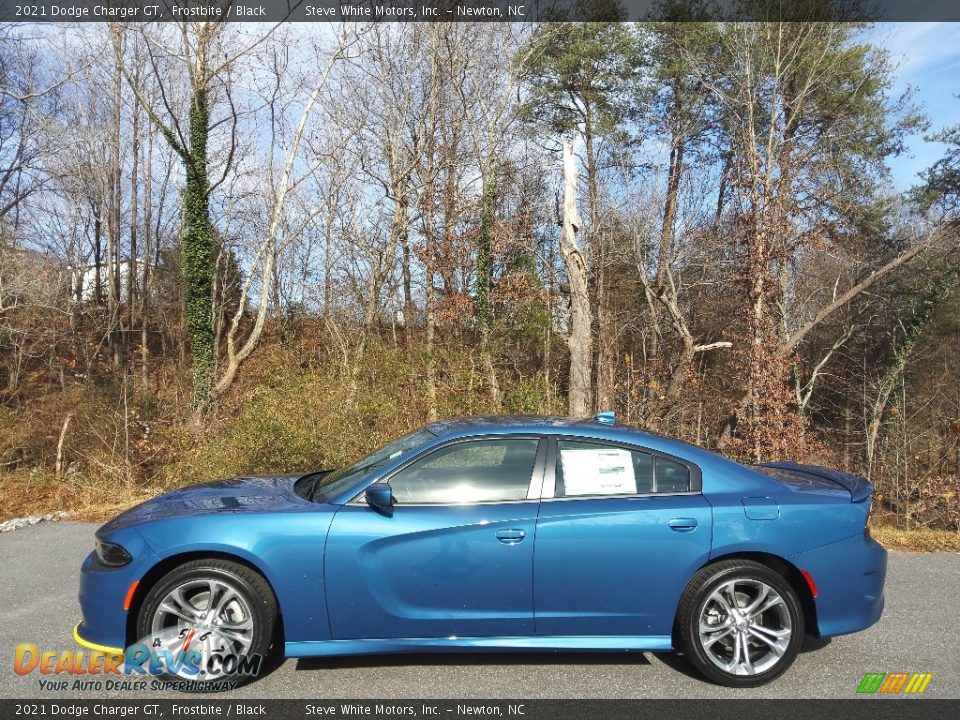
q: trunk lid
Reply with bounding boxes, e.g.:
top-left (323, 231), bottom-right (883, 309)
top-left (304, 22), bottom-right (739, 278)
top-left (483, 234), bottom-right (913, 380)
top-left (755, 462), bottom-right (873, 503)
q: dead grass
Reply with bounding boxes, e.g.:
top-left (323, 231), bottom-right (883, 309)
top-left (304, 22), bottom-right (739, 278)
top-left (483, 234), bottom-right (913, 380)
top-left (871, 525), bottom-right (960, 552)
top-left (0, 470), bottom-right (162, 523)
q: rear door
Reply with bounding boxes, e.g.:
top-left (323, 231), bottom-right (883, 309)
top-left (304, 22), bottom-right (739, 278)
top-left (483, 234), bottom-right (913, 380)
top-left (533, 437), bottom-right (712, 637)
top-left (325, 436), bottom-right (546, 640)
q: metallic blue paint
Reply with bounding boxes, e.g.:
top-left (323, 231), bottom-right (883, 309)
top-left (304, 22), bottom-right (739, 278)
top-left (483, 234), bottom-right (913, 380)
top-left (325, 502), bottom-right (540, 639)
top-left (75, 416), bottom-right (886, 661)
top-left (787, 533), bottom-right (887, 637)
top-left (534, 494), bottom-right (711, 636)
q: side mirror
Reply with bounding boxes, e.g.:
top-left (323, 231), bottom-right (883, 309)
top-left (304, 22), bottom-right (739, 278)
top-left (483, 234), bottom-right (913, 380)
top-left (365, 483), bottom-right (394, 514)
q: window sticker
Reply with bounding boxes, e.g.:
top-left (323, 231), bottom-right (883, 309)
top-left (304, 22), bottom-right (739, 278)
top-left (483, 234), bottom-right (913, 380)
top-left (560, 447), bottom-right (636, 496)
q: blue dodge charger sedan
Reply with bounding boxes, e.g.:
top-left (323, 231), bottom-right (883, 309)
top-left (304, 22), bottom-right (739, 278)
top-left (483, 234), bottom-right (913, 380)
top-left (75, 414), bottom-right (886, 688)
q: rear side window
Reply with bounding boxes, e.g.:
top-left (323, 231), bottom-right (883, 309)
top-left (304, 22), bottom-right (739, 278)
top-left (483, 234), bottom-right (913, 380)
top-left (388, 438), bottom-right (538, 504)
top-left (655, 457), bottom-right (691, 493)
top-left (556, 440), bottom-right (690, 497)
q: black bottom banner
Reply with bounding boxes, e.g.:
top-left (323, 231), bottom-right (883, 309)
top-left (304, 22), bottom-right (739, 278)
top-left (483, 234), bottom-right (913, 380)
top-left (3, 700), bottom-right (957, 720)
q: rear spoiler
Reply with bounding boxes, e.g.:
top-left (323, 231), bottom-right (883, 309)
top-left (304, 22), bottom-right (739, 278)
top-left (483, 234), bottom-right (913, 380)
top-left (758, 462), bottom-right (873, 503)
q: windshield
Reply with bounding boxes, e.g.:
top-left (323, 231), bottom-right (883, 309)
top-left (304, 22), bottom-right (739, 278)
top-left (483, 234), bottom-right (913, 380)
top-left (296, 428), bottom-right (436, 503)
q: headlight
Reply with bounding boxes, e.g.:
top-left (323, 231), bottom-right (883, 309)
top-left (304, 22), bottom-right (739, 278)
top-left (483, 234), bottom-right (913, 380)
top-left (95, 539), bottom-right (132, 567)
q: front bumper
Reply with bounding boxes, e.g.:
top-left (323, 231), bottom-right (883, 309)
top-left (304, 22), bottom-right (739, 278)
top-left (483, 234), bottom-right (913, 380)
top-left (790, 532), bottom-right (887, 637)
top-left (76, 529), bottom-right (159, 651)
top-left (73, 622), bottom-right (123, 655)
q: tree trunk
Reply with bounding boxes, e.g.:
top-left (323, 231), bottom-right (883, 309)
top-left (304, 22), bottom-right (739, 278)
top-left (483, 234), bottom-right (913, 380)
top-left (182, 80), bottom-right (216, 410)
top-left (92, 200), bottom-right (103, 305)
top-left (141, 124), bottom-right (153, 395)
top-left (128, 96), bottom-right (140, 325)
top-left (55, 412), bottom-right (74, 479)
top-left (583, 113), bottom-right (611, 411)
top-left (477, 161), bottom-right (500, 408)
top-left (400, 217), bottom-right (413, 343)
top-left (560, 139), bottom-right (593, 417)
top-left (476, 165), bottom-right (496, 337)
top-left (109, 57), bottom-right (123, 368)
top-left (323, 211), bottom-right (333, 321)
top-left (649, 107), bottom-right (686, 365)
top-left (657, 134), bottom-right (684, 291)
top-left (423, 205), bottom-right (438, 422)
top-left (441, 137), bottom-right (459, 296)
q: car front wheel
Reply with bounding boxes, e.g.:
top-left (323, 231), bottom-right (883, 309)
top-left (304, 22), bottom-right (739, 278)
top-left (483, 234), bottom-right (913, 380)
top-left (135, 558), bottom-right (277, 690)
top-left (677, 559), bottom-right (804, 687)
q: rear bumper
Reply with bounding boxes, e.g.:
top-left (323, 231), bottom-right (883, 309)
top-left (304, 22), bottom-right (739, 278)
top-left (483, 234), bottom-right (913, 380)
top-left (789, 533), bottom-right (887, 637)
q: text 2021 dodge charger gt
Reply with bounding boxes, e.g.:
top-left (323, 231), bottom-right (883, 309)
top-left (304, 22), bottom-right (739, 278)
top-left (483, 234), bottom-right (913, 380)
top-left (75, 414), bottom-right (886, 688)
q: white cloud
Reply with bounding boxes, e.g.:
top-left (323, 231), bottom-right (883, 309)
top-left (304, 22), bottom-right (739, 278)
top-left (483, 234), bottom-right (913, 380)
top-left (878, 22), bottom-right (960, 80)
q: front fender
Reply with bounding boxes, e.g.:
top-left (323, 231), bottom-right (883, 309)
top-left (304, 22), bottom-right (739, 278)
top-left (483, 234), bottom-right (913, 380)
top-left (131, 509), bottom-right (338, 645)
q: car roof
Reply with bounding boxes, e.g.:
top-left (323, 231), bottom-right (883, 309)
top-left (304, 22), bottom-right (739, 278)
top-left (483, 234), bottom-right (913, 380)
top-left (424, 415), bottom-right (689, 447)
top-left (424, 415), bottom-right (609, 435)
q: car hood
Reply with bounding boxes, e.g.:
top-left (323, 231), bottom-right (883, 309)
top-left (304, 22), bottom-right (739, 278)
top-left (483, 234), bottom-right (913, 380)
top-left (98, 474), bottom-right (315, 534)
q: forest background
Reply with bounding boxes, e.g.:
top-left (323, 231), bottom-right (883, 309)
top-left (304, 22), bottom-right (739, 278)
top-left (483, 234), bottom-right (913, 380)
top-left (1, 7), bottom-right (959, 547)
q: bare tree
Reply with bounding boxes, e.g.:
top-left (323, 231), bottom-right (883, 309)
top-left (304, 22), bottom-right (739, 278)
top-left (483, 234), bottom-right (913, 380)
top-left (214, 26), bottom-right (359, 396)
top-left (112, 16), bottom-right (283, 409)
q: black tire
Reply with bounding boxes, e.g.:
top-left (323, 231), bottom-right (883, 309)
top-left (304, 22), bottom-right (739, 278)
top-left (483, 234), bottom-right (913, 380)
top-left (136, 559), bottom-right (277, 691)
top-left (677, 559), bottom-right (804, 688)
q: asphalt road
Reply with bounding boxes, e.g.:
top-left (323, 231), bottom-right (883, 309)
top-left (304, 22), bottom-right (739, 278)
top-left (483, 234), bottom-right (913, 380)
top-left (1, 521), bottom-right (957, 699)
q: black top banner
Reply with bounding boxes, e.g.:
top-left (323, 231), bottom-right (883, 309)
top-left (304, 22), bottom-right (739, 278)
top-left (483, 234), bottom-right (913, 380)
top-left (0, 0), bottom-right (958, 23)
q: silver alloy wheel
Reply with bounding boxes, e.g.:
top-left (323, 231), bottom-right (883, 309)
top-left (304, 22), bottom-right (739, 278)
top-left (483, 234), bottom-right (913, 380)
top-left (150, 578), bottom-right (255, 679)
top-left (697, 578), bottom-right (792, 676)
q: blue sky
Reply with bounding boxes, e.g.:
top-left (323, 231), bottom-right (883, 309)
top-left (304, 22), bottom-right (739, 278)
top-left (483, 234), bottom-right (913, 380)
top-left (872, 23), bottom-right (960, 191)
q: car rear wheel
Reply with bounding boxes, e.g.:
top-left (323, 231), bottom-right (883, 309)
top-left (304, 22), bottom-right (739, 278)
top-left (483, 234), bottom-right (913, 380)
top-left (135, 559), bottom-right (277, 690)
top-left (677, 559), bottom-right (804, 687)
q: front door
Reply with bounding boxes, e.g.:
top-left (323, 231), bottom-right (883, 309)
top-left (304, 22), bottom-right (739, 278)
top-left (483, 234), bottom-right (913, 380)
top-left (533, 438), bottom-right (712, 637)
top-left (325, 436), bottom-right (545, 640)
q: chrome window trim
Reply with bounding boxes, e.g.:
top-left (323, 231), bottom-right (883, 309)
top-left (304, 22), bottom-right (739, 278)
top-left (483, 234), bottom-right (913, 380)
top-left (539, 490), bottom-right (702, 503)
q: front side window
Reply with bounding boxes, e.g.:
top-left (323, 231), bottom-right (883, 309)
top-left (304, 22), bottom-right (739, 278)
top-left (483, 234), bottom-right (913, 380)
top-left (555, 440), bottom-right (690, 497)
top-left (387, 438), bottom-right (539, 505)
top-left (297, 428), bottom-right (436, 502)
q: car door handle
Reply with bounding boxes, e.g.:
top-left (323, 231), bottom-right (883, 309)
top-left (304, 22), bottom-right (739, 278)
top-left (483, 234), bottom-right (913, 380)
top-left (668, 518), bottom-right (698, 532)
top-left (496, 529), bottom-right (526, 544)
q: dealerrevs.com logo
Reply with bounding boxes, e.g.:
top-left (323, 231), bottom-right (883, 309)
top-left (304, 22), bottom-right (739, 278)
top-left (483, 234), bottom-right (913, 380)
top-left (15, 628), bottom-right (262, 692)
top-left (856, 672), bottom-right (933, 696)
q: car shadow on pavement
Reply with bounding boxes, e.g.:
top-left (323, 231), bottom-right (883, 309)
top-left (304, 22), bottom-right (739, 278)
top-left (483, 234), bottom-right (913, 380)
top-left (654, 635), bottom-right (834, 684)
top-left (291, 636), bottom-right (832, 676)
top-left (295, 651), bottom-right (653, 672)
top-left (800, 635), bottom-right (833, 653)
